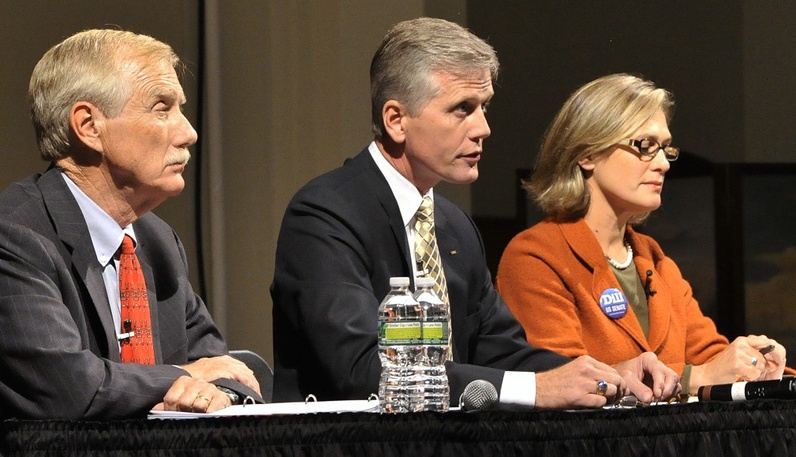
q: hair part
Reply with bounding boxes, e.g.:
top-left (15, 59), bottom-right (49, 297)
top-left (526, 73), bottom-right (674, 224)
top-left (369, 17), bottom-right (499, 139)
top-left (28, 29), bottom-right (180, 161)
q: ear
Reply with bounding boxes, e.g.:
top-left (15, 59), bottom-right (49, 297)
top-left (69, 101), bottom-right (105, 152)
top-left (382, 100), bottom-right (407, 144)
top-left (578, 155), bottom-right (595, 171)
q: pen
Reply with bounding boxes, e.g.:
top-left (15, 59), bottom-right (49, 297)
top-left (759, 345), bottom-right (775, 356)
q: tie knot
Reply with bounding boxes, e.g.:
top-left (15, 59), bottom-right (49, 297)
top-left (417, 197), bottom-right (434, 221)
top-left (121, 235), bottom-right (136, 255)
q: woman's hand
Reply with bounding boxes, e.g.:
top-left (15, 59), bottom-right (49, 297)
top-left (690, 335), bottom-right (786, 392)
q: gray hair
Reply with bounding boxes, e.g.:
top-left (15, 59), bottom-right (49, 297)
top-left (370, 17), bottom-right (499, 139)
top-left (28, 29), bottom-right (179, 161)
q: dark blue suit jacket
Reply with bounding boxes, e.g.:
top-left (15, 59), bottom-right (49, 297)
top-left (271, 148), bottom-right (569, 403)
top-left (0, 167), bottom-right (228, 419)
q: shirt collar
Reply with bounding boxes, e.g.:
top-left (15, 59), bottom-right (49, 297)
top-left (368, 141), bottom-right (433, 227)
top-left (61, 172), bottom-right (136, 267)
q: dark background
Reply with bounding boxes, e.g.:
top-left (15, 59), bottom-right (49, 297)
top-left (2, 0), bottom-right (794, 363)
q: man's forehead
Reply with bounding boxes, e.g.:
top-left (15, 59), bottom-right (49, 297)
top-left (123, 59), bottom-right (185, 101)
top-left (433, 67), bottom-right (492, 81)
top-left (432, 69), bottom-right (493, 96)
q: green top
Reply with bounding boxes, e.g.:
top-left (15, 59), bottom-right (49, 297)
top-left (610, 261), bottom-right (693, 395)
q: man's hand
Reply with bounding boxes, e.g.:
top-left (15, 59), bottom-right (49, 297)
top-left (614, 352), bottom-right (680, 404)
top-left (151, 376), bottom-right (232, 413)
top-left (535, 355), bottom-right (627, 409)
top-left (180, 355), bottom-right (261, 395)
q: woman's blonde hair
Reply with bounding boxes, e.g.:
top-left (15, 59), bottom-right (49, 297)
top-left (526, 73), bottom-right (674, 223)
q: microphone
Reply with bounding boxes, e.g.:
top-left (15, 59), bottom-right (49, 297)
top-left (697, 376), bottom-right (796, 401)
top-left (644, 270), bottom-right (657, 298)
top-left (459, 379), bottom-right (498, 411)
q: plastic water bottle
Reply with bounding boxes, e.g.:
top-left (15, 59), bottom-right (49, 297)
top-left (378, 277), bottom-right (424, 413)
top-left (414, 276), bottom-right (450, 412)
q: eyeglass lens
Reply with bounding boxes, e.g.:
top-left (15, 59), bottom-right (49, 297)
top-left (635, 138), bottom-right (678, 161)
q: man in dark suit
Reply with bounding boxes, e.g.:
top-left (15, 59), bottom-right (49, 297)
top-left (271, 17), bottom-right (680, 408)
top-left (0, 29), bottom-right (260, 420)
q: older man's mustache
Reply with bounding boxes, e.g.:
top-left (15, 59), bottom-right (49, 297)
top-left (166, 149), bottom-right (191, 166)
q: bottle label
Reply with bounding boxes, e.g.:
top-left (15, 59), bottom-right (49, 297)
top-left (422, 322), bottom-right (449, 345)
top-left (379, 322), bottom-right (422, 345)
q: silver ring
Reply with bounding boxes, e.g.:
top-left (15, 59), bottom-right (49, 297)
top-left (596, 380), bottom-right (608, 396)
top-left (751, 356), bottom-right (758, 367)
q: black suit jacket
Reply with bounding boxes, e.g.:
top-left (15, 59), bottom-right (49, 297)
top-left (0, 168), bottom-right (228, 419)
top-left (271, 148), bottom-right (569, 403)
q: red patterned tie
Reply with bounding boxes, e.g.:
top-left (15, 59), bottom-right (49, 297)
top-left (119, 235), bottom-right (155, 364)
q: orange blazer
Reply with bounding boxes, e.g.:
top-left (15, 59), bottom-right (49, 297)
top-left (496, 218), bottom-right (729, 377)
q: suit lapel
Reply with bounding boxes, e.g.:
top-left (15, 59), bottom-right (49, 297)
top-left (356, 151), bottom-right (464, 357)
top-left (355, 151), bottom-right (413, 275)
top-left (38, 169), bottom-right (120, 360)
top-left (560, 221), bottom-right (651, 350)
top-left (627, 229), bottom-right (672, 352)
top-left (429, 201), bottom-right (466, 361)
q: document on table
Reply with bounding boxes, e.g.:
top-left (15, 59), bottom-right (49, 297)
top-left (148, 399), bottom-right (381, 420)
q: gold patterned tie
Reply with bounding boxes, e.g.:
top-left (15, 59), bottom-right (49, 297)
top-left (414, 197), bottom-right (450, 308)
top-left (414, 197), bottom-right (453, 358)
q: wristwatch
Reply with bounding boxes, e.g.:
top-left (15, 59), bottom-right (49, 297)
top-left (216, 386), bottom-right (240, 405)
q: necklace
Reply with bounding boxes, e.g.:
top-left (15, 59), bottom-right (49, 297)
top-left (606, 243), bottom-right (633, 270)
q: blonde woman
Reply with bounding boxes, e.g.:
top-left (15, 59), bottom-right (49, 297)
top-left (497, 74), bottom-right (788, 396)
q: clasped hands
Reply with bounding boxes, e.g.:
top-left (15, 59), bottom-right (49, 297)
top-left (151, 355), bottom-right (262, 414)
top-left (535, 352), bottom-right (680, 409)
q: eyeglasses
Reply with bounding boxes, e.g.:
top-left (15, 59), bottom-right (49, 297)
top-left (621, 138), bottom-right (679, 162)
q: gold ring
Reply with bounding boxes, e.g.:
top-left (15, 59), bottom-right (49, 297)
top-left (596, 380), bottom-right (608, 396)
top-left (190, 395), bottom-right (210, 412)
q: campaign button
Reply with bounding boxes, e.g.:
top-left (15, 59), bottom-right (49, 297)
top-left (599, 288), bottom-right (628, 319)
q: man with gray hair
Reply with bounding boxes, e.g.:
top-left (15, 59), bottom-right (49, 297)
top-left (272, 17), bottom-right (680, 408)
top-left (0, 29), bottom-right (261, 419)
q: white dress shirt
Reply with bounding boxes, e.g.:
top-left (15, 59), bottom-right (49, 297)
top-left (62, 172), bottom-right (136, 350)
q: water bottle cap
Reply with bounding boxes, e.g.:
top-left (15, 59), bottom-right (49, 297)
top-left (389, 277), bottom-right (411, 287)
top-left (415, 277), bottom-right (434, 288)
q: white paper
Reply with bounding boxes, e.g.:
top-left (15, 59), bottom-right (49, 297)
top-left (148, 399), bottom-right (381, 420)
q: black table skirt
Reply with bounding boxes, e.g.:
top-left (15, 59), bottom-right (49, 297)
top-left (3, 400), bottom-right (796, 456)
